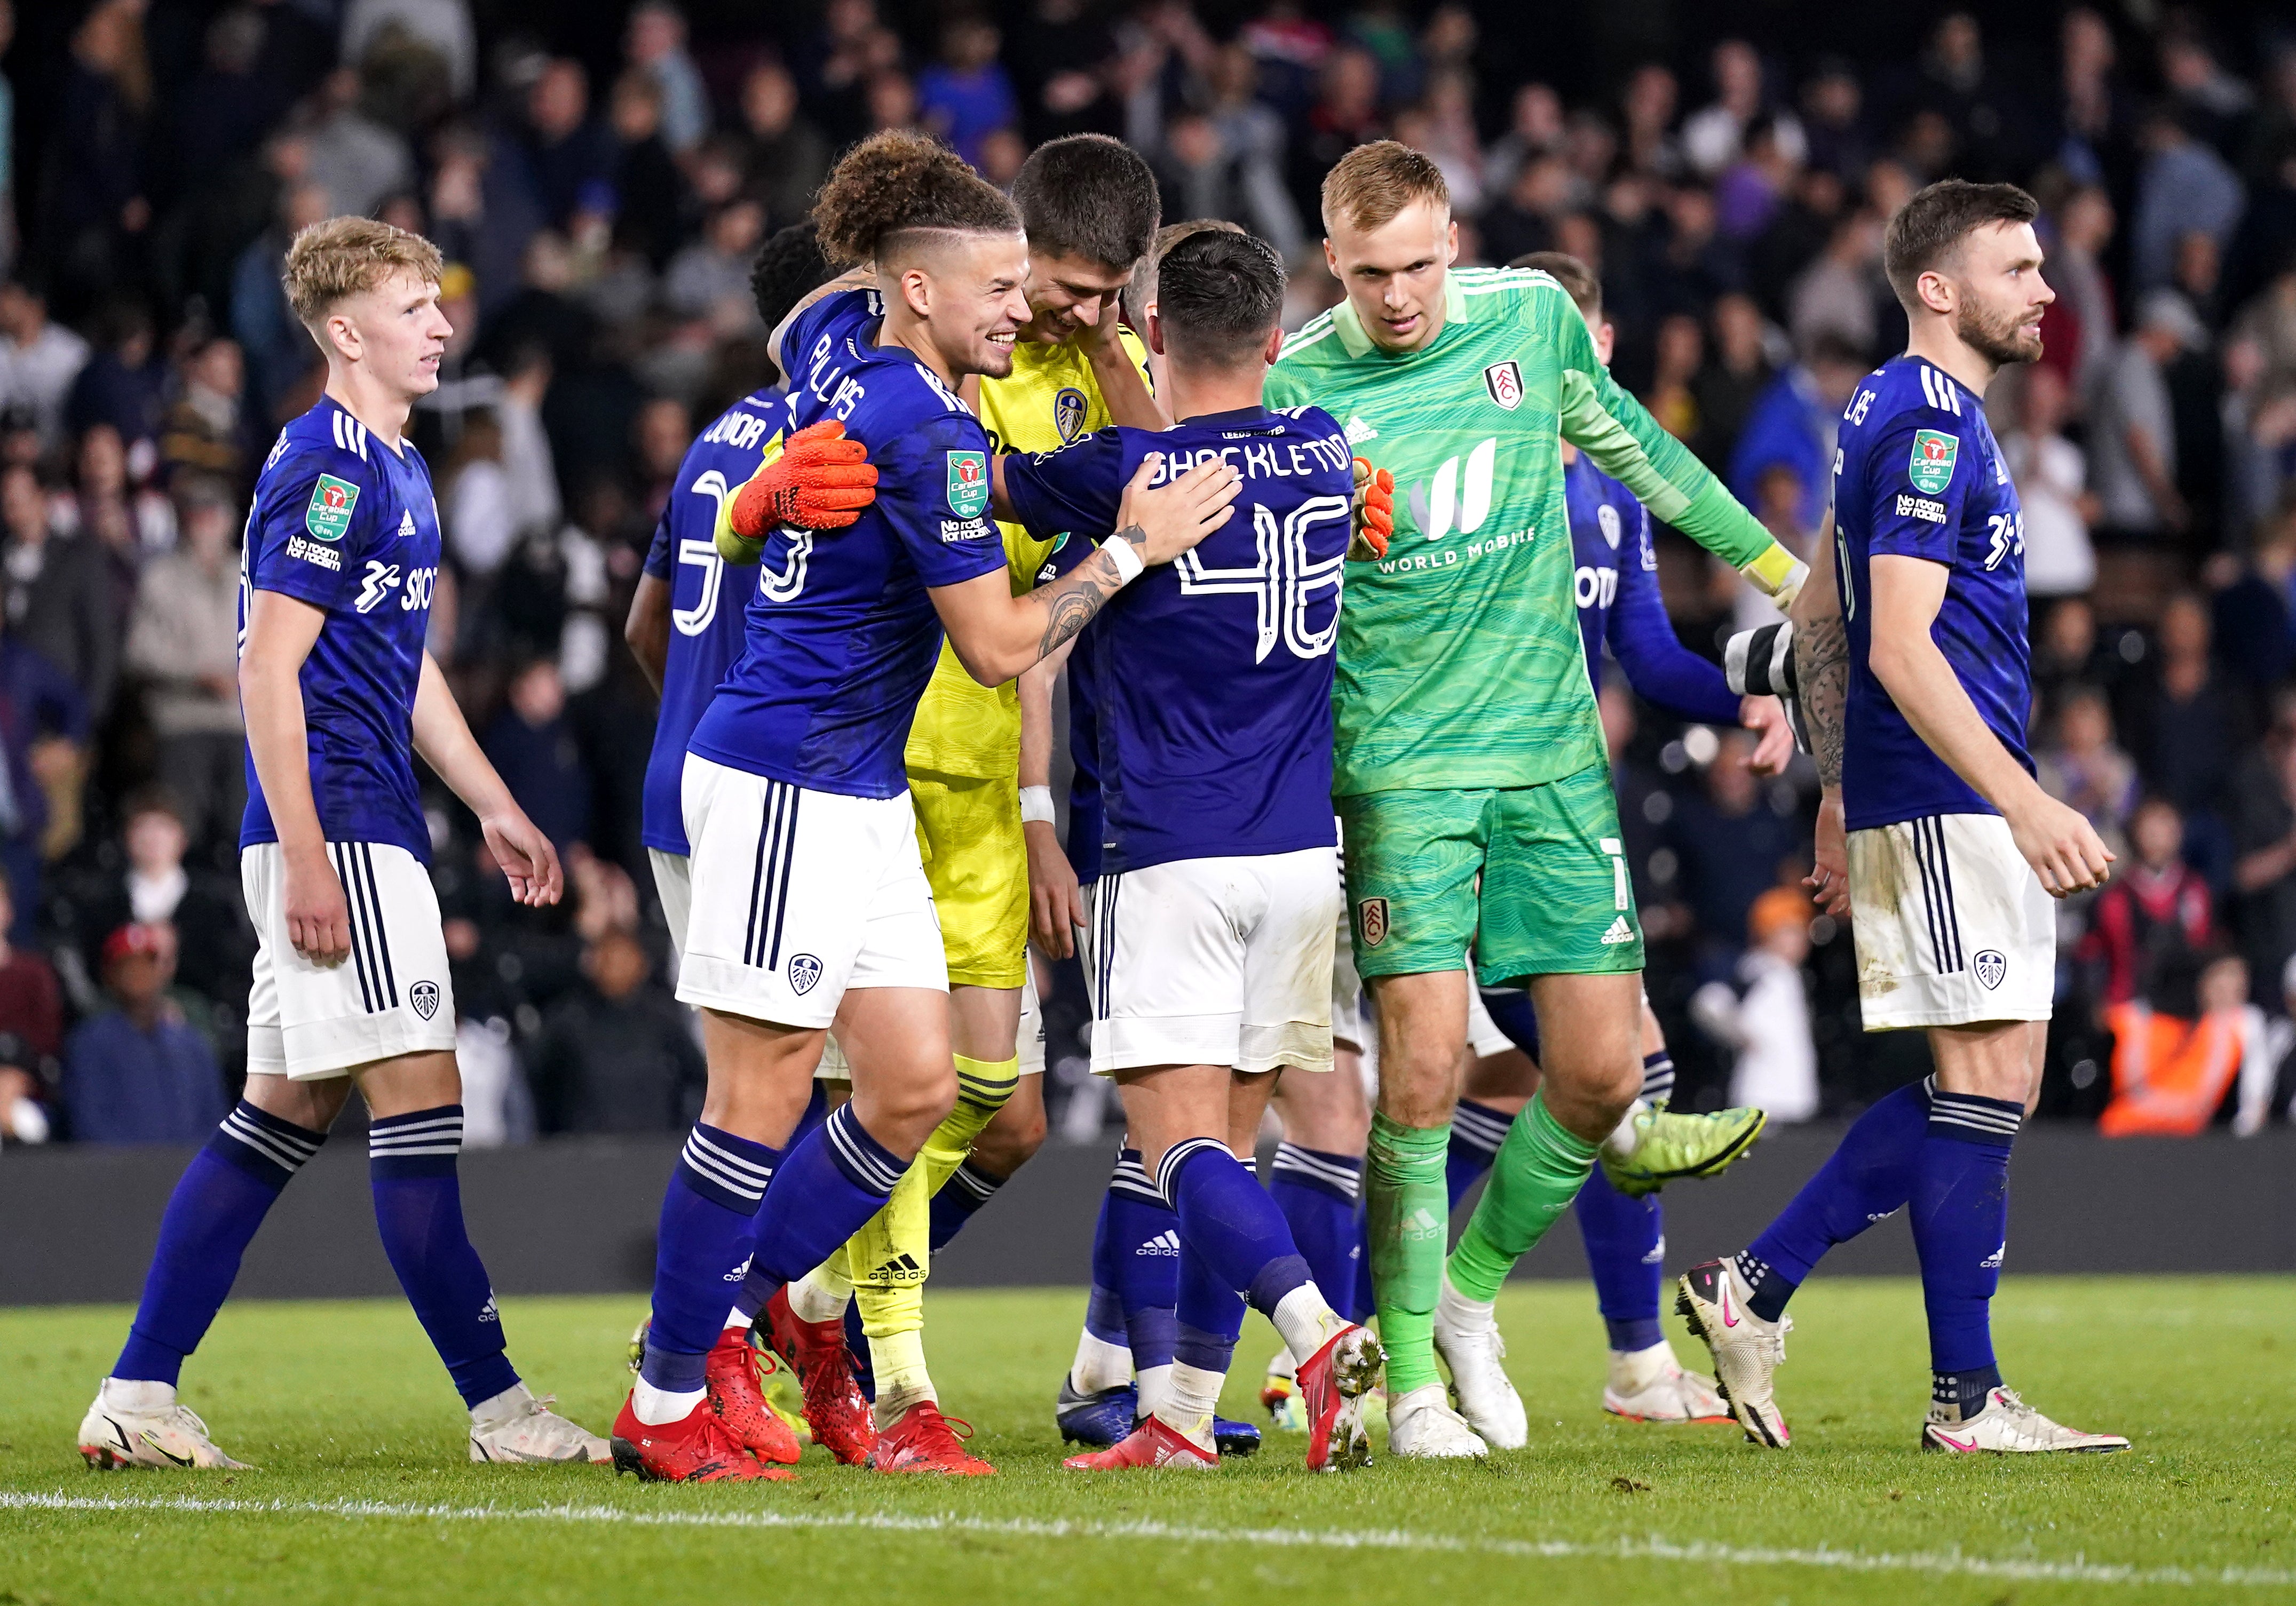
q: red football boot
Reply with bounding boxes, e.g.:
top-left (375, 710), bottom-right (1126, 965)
top-left (867, 1400), bottom-right (995, 1475)
top-left (611, 1391), bottom-right (794, 1483)
top-left (763, 1285), bottom-right (876, 1466)
top-left (706, 1327), bottom-right (803, 1466)
top-left (1296, 1324), bottom-right (1384, 1472)
top-left (1062, 1416), bottom-right (1218, 1471)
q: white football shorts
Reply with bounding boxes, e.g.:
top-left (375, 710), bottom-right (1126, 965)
top-left (677, 753), bottom-right (946, 1029)
top-left (242, 840), bottom-right (457, 1081)
top-left (650, 846), bottom-right (692, 966)
top-left (1086, 846), bottom-right (1341, 1076)
top-left (818, 949), bottom-right (1043, 1082)
top-left (1847, 811), bottom-right (2055, 1031)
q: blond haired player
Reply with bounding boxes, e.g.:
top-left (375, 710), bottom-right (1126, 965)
top-left (738, 136), bottom-right (1171, 1471)
top-left (81, 218), bottom-right (605, 1470)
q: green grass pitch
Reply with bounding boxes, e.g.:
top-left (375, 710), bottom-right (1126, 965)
top-left (3, 1277), bottom-right (2291, 1604)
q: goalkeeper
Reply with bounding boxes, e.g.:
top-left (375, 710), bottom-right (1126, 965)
top-left (1263, 144), bottom-right (1807, 1458)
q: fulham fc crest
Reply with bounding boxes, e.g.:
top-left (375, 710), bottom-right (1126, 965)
top-left (1357, 897), bottom-right (1390, 948)
top-left (788, 953), bottom-right (824, 995)
top-left (1483, 360), bottom-right (1524, 411)
top-left (410, 980), bottom-right (440, 1021)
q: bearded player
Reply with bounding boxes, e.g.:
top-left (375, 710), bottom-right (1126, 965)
top-left (1264, 144), bottom-right (1806, 1457)
top-left (1675, 181), bottom-right (2128, 1456)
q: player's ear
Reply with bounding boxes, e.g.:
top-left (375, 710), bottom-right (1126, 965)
top-left (1145, 308), bottom-right (1167, 357)
top-left (1258, 325), bottom-right (1284, 367)
top-left (1917, 268), bottom-right (1955, 319)
top-left (1323, 236), bottom-right (1339, 282)
top-left (1444, 217), bottom-right (1459, 266)
top-left (898, 265), bottom-right (933, 320)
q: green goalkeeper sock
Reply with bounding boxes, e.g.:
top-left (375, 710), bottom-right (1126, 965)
top-left (1446, 1093), bottom-right (1601, 1302)
top-left (1366, 1112), bottom-right (1452, 1396)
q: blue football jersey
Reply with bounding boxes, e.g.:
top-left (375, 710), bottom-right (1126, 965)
top-left (641, 388), bottom-right (795, 855)
top-left (1832, 355), bottom-right (2031, 831)
top-left (1563, 453), bottom-right (1740, 725)
top-left (239, 397), bottom-right (444, 862)
top-left (687, 291), bottom-right (1008, 798)
top-left (1004, 404), bottom-right (1351, 874)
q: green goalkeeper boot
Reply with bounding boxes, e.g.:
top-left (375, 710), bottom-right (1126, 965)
top-left (1600, 1102), bottom-right (1767, 1197)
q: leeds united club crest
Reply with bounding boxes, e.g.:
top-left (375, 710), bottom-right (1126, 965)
top-left (788, 953), bottom-right (824, 995)
top-left (410, 980), bottom-right (440, 1021)
top-left (1054, 386), bottom-right (1088, 443)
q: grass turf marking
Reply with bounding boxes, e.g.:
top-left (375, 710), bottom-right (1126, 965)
top-left (6, 1489), bottom-right (2289, 1591)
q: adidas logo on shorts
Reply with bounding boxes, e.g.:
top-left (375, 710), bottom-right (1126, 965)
top-left (866, 1252), bottom-right (927, 1284)
top-left (1137, 1230), bottom-right (1181, 1258)
top-left (1600, 915), bottom-right (1636, 945)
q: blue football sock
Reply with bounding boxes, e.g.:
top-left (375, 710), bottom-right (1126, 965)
top-left (1446, 1097), bottom-right (1511, 1208)
top-left (643, 1123), bottom-right (781, 1393)
top-left (1107, 1149), bottom-right (1179, 1373)
top-left (1914, 1087), bottom-right (2021, 1416)
top-left (928, 1158), bottom-right (1006, 1252)
top-left (1349, 1208), bottom-right (1374, 1323)
top-left (1478, 987), bottom-right (1541, 1059)
top-left (1640, 1049), bottom-right (1676, 1106)
top-left (1266, 1142), bottom-right (1363, 1310)
top-left (1082, 1188), bottom-right (1129, 1348)
top-left (1157, 1138), bottom-right (1312, 1318)
top-left (114, 1101), bottom-right (328, 1385)
top-left (1175, 1239), bottom-right (1245, 1381)
top-left (1742, 1077), bottom-right (1933, 1321)
top-left (740, 1102), bottom-right (904, 1309)
top-left (1575, 1162), bottom-right (1665, 1353)
top-left (368, 1106), bottom-right (519, 1408)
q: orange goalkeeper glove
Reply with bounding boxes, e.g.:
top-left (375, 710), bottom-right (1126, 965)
top-left (1350, 455), bottom-right (1394, 560)
top-left (730, 420), bottom-right (879, 537)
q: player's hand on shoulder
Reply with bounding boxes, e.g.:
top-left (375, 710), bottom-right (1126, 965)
top-left (481, 808), bottom-right (565, 908)
top-left (2008, 790), bottom-right (2115, 898)
top-left (728, 420), bottom-right (880, 545)
top-left (1350, 455), bottom-right (1394, 560)
top-left (1114, 452), bottom-right (1239, 566)
top-left (282, 847), bottom-right (352, 966)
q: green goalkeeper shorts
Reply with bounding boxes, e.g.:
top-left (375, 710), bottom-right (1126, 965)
top-left (1337, 764), bottom-right (1645, 986)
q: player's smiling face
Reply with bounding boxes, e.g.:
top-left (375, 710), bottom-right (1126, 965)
top-left (328, 267), bottom-right (453, 402)
top-left (1020, 250), bottom-right (1135, 346)
top-left (1945, 220), bottom-right (2053, 368)
top-left (913, 231), bottom-right (1034, 381)
top-left (1324, 199), bottom-right (1458, 354)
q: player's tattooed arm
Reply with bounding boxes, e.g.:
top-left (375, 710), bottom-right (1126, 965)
top-left (1789, 516), bottom-right (1849, 790)
top-left (933, 455), bottom-right (1239, 686)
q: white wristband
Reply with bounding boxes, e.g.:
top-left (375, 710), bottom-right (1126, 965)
top-left (1103, 535), bottom-right (1144, 584)
top-left (1019, 785), bottom-right (1055, 825)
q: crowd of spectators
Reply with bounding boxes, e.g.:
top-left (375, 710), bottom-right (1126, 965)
top-left (2, 0), bottom-right (2294, 1146)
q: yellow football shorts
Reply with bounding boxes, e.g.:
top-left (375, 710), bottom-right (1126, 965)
top-left (909, 768), bottom-right (1028, 989)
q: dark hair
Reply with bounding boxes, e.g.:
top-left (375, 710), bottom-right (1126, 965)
top-left (1509, 251), bottom-right (1600, 319)
top-left (1011, 134), bottom-right (1161, 272)
top-left (750, 220), bottom-right (834, 331)
top-left (1882, 179), bottom-right (2040, 307)
top-left (812, 130), bottom-right (1020, 269)
top-left (1154, 229), bottom-right (1286, 368)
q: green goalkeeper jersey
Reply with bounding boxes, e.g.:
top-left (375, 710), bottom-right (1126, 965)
top-left (1266, 267), bottom-right (1803, 797)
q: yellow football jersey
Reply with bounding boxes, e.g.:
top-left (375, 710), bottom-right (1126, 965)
top-left (902, 326), bottom-right (1152, 780)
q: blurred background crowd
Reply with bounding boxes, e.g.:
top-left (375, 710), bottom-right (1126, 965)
top-left (1, 0), bottom-right (2293, 1151)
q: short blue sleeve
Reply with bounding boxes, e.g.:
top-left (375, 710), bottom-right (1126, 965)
top-left (247, 443), bottom-right (379, 610)
top-left (1864, 407), bottom-right (1973, 565)
top-left (781, 287), bottom-right (878, 379)
top-left (1002, 428), bottom-right (1126, 544)
top-left (643, 509), bottom-right (673, 579)
top-left (878, 411), bottom-right (1009, 589)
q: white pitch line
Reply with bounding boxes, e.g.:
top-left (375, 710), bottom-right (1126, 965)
top-left (4, 1490), bottom-right (2290, 1590)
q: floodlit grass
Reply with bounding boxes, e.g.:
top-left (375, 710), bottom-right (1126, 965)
top-left (3, 1278), bottom-right (2291, 1603)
